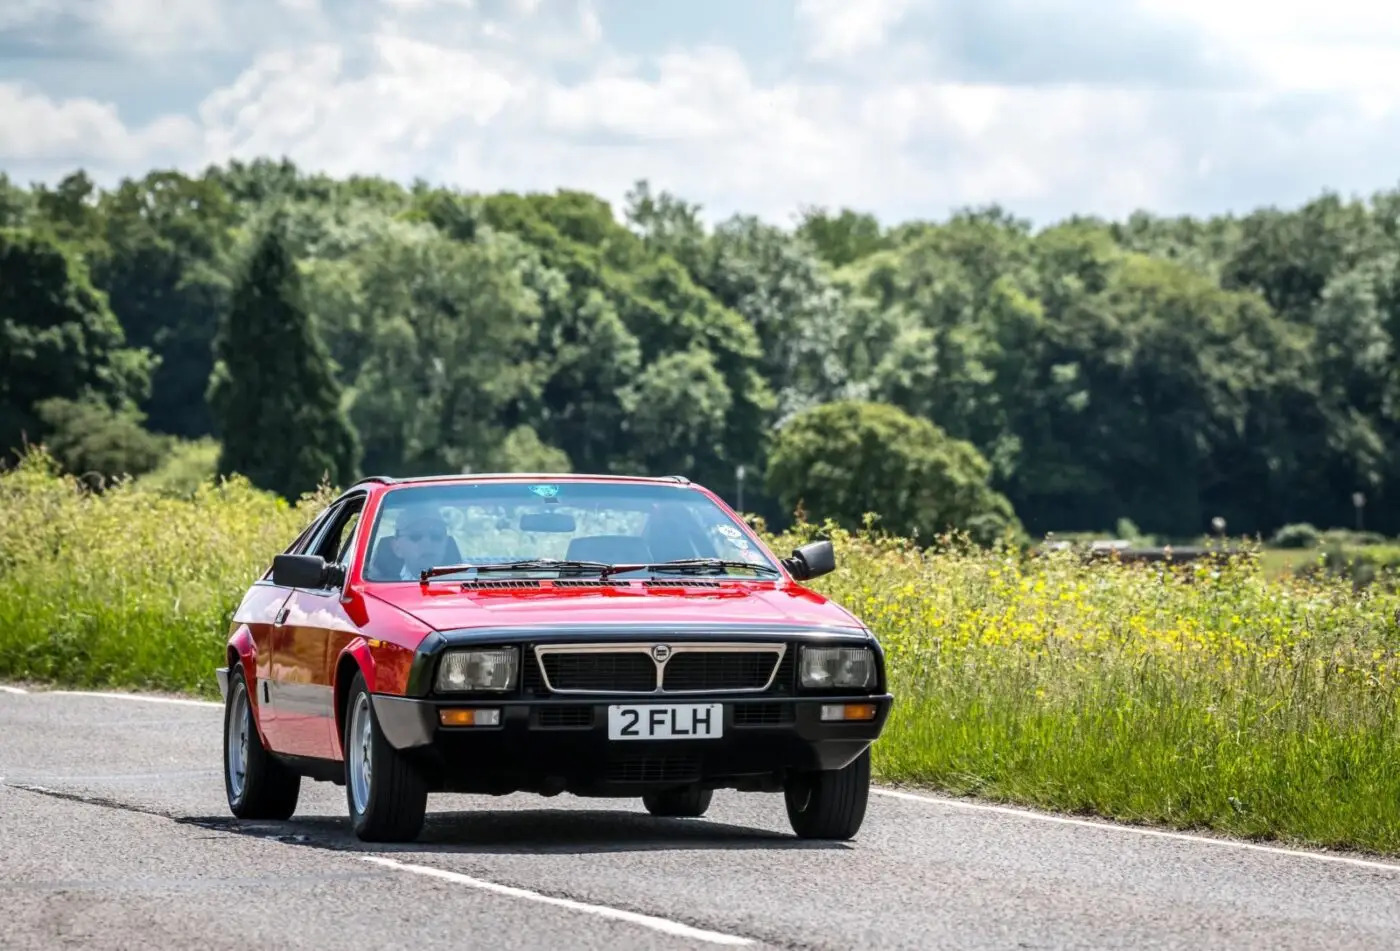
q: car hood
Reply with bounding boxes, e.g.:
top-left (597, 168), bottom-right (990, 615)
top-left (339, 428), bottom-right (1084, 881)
top-left (362, 580), bottom-right (865, 634)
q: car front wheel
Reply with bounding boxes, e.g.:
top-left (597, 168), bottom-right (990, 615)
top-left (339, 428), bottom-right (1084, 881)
top-left (223, 665), bottom-right (300, 820)
top-left (343, 671), bottom-right (428, 842)
top-left (783, 746), bottom-right (871, 840)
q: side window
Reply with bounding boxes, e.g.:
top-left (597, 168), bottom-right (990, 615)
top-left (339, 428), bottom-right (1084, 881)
top-left (336, 511), bottom-right (362, 564)
top-left (310, 496), bottom-right (366, 567)
top-left (262, 506), bottom-right (336, 580)
top-left (290, 510), bottom-right (333, 554)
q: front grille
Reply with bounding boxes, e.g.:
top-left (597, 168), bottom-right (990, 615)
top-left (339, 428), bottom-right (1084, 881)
top-left (606, 755), bottom-right (701, 784)
top-left (521, 652), bottom-right (546, 695)
top-left (770, 648), bottom-right (796, 694)
top-left (536, 705), bottom-right (593, 728)
top-left (542, 652), bottom-right (656, 692)
top-left (733, 702), bottom-right (793, 725)
top-left (533, 642), bottom-right (789, 695)
top-left (662, 651), bottom-right (780, 692)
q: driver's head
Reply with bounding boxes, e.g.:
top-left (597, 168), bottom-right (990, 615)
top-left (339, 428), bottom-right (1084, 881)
top-left (390, 504), bottom-right (449, 574)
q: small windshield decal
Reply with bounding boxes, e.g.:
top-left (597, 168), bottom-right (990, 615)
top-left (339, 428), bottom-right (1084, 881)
top-left (717, 525), bottom-right (742, 538)
top-left (529, 484), bottom-right (560, 500)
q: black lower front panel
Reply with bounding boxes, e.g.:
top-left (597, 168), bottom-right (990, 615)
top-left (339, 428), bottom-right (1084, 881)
top-left (370, 693), bottom-right (893, 797)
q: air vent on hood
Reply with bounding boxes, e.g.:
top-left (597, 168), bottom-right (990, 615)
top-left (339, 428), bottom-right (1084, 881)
top-left (643, 579), bottom-right (723, 588)
top-left (458, 578), bottom-right (744, 591)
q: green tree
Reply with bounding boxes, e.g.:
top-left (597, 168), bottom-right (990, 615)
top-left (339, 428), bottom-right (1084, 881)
top-left (765, 400), bottom-right (1022, 546)
top-left (795, 206), bottom-right (889, 268)
top-left (32, 397), bottom-right (170, 484)
top-left (0, 173), bottom-right (32, 229)
top-left (89, 171), bottom-right (238, 438)
top-left (695, 214), bottom-right (864, 422)
top-left (12, 159), bottom-right (1400, 539)
top-left (325, 224), bottom-right (552, 476)
top-left (207, 212), bottom-right (360, 498)
top-left (0, 227), bottom-right (155, 460)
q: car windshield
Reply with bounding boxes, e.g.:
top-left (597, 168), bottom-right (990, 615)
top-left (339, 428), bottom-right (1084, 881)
top-left (360, 480), bottom-right (778, 582)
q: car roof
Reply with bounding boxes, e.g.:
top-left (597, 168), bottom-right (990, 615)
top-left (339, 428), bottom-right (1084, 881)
top-left (349, 472), bottom-right (693, 489)
top-left (329, 472), bottom-right (703, 506)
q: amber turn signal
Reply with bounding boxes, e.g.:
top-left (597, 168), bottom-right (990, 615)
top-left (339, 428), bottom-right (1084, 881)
top-left (438, 708), bottom-right (501, 727)
top-left (818, 703), bottom-right (878, 722)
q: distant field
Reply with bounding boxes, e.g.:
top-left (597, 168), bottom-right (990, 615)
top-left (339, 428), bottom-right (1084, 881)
top-left (5, 452), bottom-right (1400, 855)
top-left (1258, 547), bottom-right (1324, 578)
top-left (1258, 543), bottom-right (1400, 587)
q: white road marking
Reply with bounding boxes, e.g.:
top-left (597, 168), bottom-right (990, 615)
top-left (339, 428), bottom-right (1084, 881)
top-left (20, 688), bottom-right (220, 708)
top-left (0, 685), bottom-right (28, 695)
top-left (872, 787), bottom-right (1400, 873)
top-left (360, 856), bottom-right (753, 946)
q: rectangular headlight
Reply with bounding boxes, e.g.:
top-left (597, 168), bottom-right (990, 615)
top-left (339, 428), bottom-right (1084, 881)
top-left (799, 646), bottom-right (874, 689)
top-left (436, 648), bottom-right (517, 692)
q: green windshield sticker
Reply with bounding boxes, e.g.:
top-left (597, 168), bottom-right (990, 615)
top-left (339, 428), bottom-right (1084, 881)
top-left (529, 484), bottom-right (560, 499)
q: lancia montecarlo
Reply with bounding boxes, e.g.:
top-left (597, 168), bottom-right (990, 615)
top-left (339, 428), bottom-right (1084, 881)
top-left (216, 472), bottom-right (893, 842)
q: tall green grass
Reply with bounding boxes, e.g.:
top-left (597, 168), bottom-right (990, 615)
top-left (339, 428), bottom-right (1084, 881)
top-left (0, 451), bottom-right (321, 694)
top-left (4, 450), bottom-right (1400, 853)
top-left (768, 522), bottom-right (1400, 853)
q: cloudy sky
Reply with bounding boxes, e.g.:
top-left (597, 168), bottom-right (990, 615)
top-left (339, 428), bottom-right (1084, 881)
top-left (2, 0), bottom-right (1398, 227)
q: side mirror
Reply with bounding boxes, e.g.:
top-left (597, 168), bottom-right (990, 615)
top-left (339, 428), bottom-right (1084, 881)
top-left (272, 553), bottom-right (341, 589)
top-left (783, 540), bottom-right (836, 581)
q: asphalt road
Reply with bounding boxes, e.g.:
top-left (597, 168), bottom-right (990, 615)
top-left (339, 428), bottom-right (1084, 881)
top-left (5, 685), bottom-right (1400, 950)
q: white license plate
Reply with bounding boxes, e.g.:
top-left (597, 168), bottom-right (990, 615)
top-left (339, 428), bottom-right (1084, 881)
top-left (607, 703), bottom-right (723, 740)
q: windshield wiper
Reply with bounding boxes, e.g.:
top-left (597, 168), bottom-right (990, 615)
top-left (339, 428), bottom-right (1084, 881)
top-left (419, 556), bottom-right (781, 583)
top-left (639, 558), bottom-right (781, 576)
top-left (419, 558), bottom-right (614, 582)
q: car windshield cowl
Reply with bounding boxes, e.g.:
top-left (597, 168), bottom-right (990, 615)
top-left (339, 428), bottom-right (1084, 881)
top-left (640, 558), bottom-right (781, 576)
top-left (418, 558), bottom-right (613, 581)
top-left (415, 556), bottom-right (782, 583)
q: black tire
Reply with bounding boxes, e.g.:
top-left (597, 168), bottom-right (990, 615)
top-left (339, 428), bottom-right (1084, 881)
top-left (642, 786), bottom-right (713, 818)
top-left (342, 671), bottom-right (428, 842)
top-left (783, 746), bottom-right (871, 840)
top-left (223, 666), bottom-right (300, 820)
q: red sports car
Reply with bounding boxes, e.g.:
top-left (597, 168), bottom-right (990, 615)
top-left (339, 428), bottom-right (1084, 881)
top-left (216, 472), bottom-right (893, 842)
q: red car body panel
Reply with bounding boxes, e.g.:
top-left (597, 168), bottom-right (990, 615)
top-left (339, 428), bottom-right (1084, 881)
top-left (360, 580), bottom-right (862, 633)
top-left (226, 583), bottom-right (287, 747)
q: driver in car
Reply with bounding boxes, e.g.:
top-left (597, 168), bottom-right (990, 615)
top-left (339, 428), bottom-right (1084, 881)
top-left (387, 504), bottom-right (452, 580)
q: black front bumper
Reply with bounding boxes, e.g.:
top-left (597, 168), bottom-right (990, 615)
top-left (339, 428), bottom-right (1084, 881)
top-left (370, 693), bottom-right (894, 797)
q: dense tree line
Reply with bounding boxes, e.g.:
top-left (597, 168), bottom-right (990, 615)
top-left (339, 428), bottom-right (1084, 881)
top-left (1, 160), bottom-right (1397, 542)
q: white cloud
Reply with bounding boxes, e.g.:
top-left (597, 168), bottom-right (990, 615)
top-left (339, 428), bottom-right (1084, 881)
top-left (5, 0), bottom-right (1400, 226)
top-left (169, 13), bottom-right (1204, 222)
top-left (1137, 0), bottom-right (1400, 94)
top-left (0, 83), bottom-right (197, 166)
top-left (0, 0), bottom-right (330, 56)
top-left (794, 0), bottom-right (916, 62)
top-left (92, 0), bottom-right (226, 54)
top-left (195, 36), bottom-right (523, 180)
top-left (0, 1), bottom-right (52, 30)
